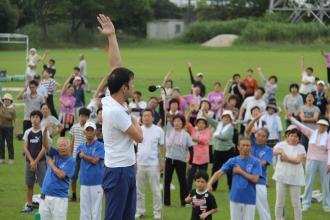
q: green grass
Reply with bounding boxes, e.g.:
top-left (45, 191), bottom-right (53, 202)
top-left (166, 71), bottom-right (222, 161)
top-left (0, 43), bottom-right (330, 219)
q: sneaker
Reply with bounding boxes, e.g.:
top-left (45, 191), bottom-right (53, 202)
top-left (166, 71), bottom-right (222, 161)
top-left (184, 204), bottom-right (191, 208)
top-left (135, 213), bottom-right (144, 218)
top-left (7, 159), bottom-right (14, 165)
top-left (154, 213), bottom-right (161, 219)
top-left (302, 206), bottom-right (309, 212)
top-left (70, 193), bottom-right (77, 202)
top-left (20, 204), bottom-right (33, 213)
top-left (0, 159), bottom-right (4, 164)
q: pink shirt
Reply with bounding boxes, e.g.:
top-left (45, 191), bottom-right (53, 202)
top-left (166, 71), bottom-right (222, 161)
top-left (186, 123), bottom-right (211, 165)
top-left (60, 91), bottom-right (76, 115)
top-left (324, 54), bottom-right (330, 68)
top-left (291, 117), bottom-right (329, 163)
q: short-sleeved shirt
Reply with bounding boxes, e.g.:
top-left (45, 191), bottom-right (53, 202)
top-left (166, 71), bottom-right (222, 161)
top-left (27, 85), bottom-right (48, 98)
top-left (60, 91), bottom-right (76, 115)
top-left (190, 189), bottom-right (217, 220)
top-left (299, 71), bottom-right (315, 95)
top-left (272, 141), bottom-right (306, 186)
top-left (137, 124), bottom-right (164, 166)
top-left (41, 78), bottom-right (57, 95)
top-left (312, 91), bottom-right (327, 115)
top-left (221, 155), bottom-right (262, 205)
top-left (41, 147), bottom-right (75, 198)
top-left (76, 140), bottom-right (105, 186)
top-left (242, 78), bottom-right (258, 96)
top-left (208, 91), bottom-right (224, 117)
top-left (229, 83), bottom-right (247, 108)
top-left (70, 123), bottom-right (86, 158)
top-left (23, 93), bottom-right (44, 120)
top-left (166, 124), bottom-right (194, 162)
top-left (23, 128), bottom-right (45, 161)
top-left (102, 96), bottom-right (134, 168)
top-left (251, 136), bottom-right (273, 185)
top-left (241, 96), bottom-right (266, 122)
top-left (79, 60), bottom-right (87, 77)
top-left (260, 113), bottom-right (283, 140)
top-left (324, 54), bottom-right (330, 68)
top-left (283, 94), bottom-right (304, 116)
top-left (74, 87), bottom-right (85, 107)
top-left (300, 105), bottom-right (320, 129)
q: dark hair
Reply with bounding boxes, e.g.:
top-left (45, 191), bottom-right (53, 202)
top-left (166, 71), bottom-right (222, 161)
top-left (134, 91), bottom-right (142, 96)
top-left (239, 136), bottom-right (251, 145)
top-left (165, 79), bottom-right (173, 88)
top-left (233, 73), bottom-right (240, 79)
top-left (199, 99), bottom-right (211, 110)
top-left (79, 107), bottom-right (91, 117)
top-left (250, 105), bottom-right (260, 113)
top-left (73, 67), bottom-right (80, 72)
top-left (141, 108), bottom-right (154, 117)
top-left (45, 68), bottom-right (55, 74)
top-left (49, 59), bottom-right (55, 64)
top-left (171, 114), bottom-right (186, 128)
top-left (29, 80), bottom-right (39, 87)
top-left (149, 96), bottom-right (158, 102)
top-left (30, 110), bottom-right (43, 120)
top-left (247, 68), bottom-right (253, 73)
top-left (228, 95), bottom-right (238, 102)
top-left (289, 83), bottom-right (299, 92)
top-left (107, 67), bottom-right (134, 94)
top-left (169, 98), bottom-right (180, 110)
top-left (96, 108), bottom-right (103, 115)
top-left (194, 170), bottom-right (209, 181)
top-left (306, 92), bottom-right (315, 99)
top-left (98, 94), bottom-right (106, 99)
top-left (306, 67), bottom-right (314, 73)
top-left (269, 75), bottom-right (278, 83)
top-left (285, 128), bottom-right (302, 139)
top-left (40, 103), bottom-right (49, 109)
top-left (256, 87), bottom-right (265, 95)
top-left (214, 81), bottom-right (221, 87)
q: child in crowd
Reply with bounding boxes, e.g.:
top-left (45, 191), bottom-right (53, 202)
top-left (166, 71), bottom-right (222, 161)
top-left (95, 108), bottom-right (103, 143)
top-left (257, 67), bottom-right (278, 103)
top-left (41, 68), bottom-right (58, 118)
top-left (185, 171), bottom-right (218, 220)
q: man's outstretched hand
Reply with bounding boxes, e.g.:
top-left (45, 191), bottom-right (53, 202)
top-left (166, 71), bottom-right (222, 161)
top-left (97, 14), bottom-right (115, 36)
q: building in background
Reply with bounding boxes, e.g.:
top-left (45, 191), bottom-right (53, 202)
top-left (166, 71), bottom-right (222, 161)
top-left (147, 19), bottom-right (185, 40)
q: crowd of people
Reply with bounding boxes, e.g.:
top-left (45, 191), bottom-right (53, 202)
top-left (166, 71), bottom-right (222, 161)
top-left (1, 14), bottom-right (330, 220)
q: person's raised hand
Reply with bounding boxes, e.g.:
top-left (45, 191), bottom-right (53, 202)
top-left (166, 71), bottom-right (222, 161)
top-left (187, 61), bottom-right (192, 68)
top-left (97, 14), bottom-right (116, 36)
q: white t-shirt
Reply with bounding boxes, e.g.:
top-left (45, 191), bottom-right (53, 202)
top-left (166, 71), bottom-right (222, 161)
top-left (137, 124), bottom-right (164, 166)
top-left (241, 96), bottom-right (266, 121)
top-left (102, 96), bottom-right (134, 168)
top-left (129, 101), bottom-right (147, 109)
top-left (79, 60), bottom-right (87, 77)
top-left (27, 85), bottom-right (48, 98)
top-left (260, 113), bottom-right (283, 140)
top-left (299, 71), bottom-right (315, 95)
top-left (272, 141), bottom-right (306, 186)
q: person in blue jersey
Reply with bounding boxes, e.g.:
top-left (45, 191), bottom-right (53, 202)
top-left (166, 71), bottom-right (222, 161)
top-left (245, 113), bottom-right (273, 220)
top-left (207, 137), bottom-right (262, 220)
top-left (39, 125), bottom-right (75, 220)
top-left (76, 121), bottom-right (105, 220)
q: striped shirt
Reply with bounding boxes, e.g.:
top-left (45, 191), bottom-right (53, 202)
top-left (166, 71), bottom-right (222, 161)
top-left (70, 123), bottom-right (86, 158)
top-left (41, 78), bottom-right (57, 95)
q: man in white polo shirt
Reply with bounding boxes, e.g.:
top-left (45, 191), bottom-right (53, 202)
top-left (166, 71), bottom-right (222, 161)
top-left (97, 14), bottom-right (143, 220)
top-left (136, 109), bottom-right (164, 219)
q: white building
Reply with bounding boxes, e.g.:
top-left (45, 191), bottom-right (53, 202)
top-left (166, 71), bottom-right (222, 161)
top-left (147, 19), bottom-right (185, 40)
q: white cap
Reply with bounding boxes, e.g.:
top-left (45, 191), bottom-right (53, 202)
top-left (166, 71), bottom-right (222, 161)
top-left (317, 119), bottom-right (329, 127)
top-left (286, 124), bottom-right (298, 132)
top-left (74, 76), bottom-right (82, 81)
top-left (84, 121), bottom-right (96, 130)
top-left (30, 48), bottom-right (36, 52)
top-left (317, 80), bottom-right (325, 86)
top-left (196, 72), bottom-right (204, 77)
top-left (2, 93), bottom-right (13, 101)
top-left (221, 110), bottom-right (234, 120)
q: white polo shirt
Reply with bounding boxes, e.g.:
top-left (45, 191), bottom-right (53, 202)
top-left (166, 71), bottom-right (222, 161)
top-left (102, 95), bottom-right (134, 168)
top-left (241, 96), bottom-right (266, 122)
top-left (137, 124), bottom-right (164, 166)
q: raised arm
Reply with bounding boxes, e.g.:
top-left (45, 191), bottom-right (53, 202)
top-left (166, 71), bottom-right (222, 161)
top-left (300, 55), bottom-right (305, 73)
top-left (289, 116), bottom-right (313, 138)
top-left (257, 67), bottom-right (267, 85)
top-left (97, 14), bottom-right (121, 70)
top-left (16, 86), bottom-right (28, 100)
top-left (62, 74), bottom-right (74, 92)
top-left (245, 113), bottom-right (263, 137)
top-left (187, 61), bottom-right (195, 84)
top-left (223, 79), bottom-right (232, 104)
top-left (162, 70), bottom-right (172, 87)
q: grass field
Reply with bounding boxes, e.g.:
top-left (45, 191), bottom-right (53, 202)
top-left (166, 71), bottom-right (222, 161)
top-left (0, 43), bottom-right (330, 219)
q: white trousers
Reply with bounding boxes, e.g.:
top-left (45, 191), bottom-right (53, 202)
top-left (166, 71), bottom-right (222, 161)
top-left (136, 165), bottom-right (162, 216)
top-left (275, 182), bottom-right (302, 220)
top-left (256, 184), bottom-right (271, 220)
top-left (80, 185), bottom-right (103, 220)
top-left (39, 196), bottom-right (68, 220)
top-left (230, 201), bottom-right (255, 220)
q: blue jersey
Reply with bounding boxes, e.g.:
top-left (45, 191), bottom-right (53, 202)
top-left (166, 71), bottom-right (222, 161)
top-left (251, 136), bottom-right (273, 185)
top-left (221, 155), bottom-right (262, 205)
top-left (42, 148), bottom-right (75, 198)
top-left (76, 140), bottom-right (105, 186)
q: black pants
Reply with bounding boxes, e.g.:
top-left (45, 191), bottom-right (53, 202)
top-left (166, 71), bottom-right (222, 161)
top-left (23, 120), bottom-right (32, 134)
top-left (0, 126), bottom-right (14, 159)
top-left (47, 95), bottom-right (58, 119)
top-left (187, 163), bottom-right (208, 193)
top-left (212, 148), bottom-right (235, 191)
top-left (164, 158), bottom-right (188, 206)
top-left (327, 67), bottom-right (330, 84)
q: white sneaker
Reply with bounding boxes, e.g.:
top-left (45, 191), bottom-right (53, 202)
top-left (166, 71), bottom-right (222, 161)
top-left (0, 159), bottom-right (4, 164)
top-left (302, 206), bottom-right (309, 212)
top-left (135, 213), bottom-right (144, 218)
top-left (154, 213), bottom-right (161, 219)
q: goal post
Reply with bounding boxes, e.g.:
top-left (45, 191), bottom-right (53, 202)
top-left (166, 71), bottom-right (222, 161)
top-left (0, 33), bottom-right (29, 63)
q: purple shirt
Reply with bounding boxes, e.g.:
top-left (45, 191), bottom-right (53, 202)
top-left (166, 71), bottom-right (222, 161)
top-left (325, 54), bottom-right (330, 68)
top-left (208, 91), bottom-right (224, 117)
top-left (183, 94), bottom-right (202, 107)
top-left (60, 91), bottom-right (76, 115)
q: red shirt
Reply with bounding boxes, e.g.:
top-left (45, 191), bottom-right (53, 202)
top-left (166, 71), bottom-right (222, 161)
top-left (243, 78), bottom-right (258, 96)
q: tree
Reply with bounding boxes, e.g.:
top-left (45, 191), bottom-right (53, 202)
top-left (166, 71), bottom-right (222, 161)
top-left (151, 0), bottom-right (181, 19)
top-left (0, 0), bottom-right (19, 32)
